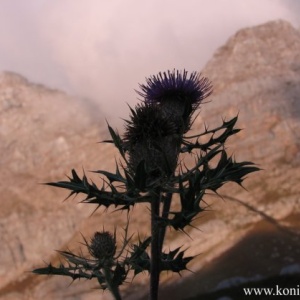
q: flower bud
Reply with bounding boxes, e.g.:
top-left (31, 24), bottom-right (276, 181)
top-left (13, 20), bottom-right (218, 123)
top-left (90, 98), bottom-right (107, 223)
top-left (124, 104), bottom-right (180, 179)
top-left (89, 231), bottom-right (116, 259)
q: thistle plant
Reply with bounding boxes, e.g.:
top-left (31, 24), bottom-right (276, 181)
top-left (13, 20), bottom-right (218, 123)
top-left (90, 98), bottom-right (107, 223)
top-left (33, 69), bottom-right (259, 299)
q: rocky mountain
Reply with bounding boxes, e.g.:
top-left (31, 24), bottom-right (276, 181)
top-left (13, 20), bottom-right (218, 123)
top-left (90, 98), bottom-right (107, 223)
top-left (1, 19), bottom-right (300, 300)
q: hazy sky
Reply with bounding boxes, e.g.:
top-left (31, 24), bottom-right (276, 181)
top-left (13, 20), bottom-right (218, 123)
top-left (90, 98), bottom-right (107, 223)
top-left (0, 0), bottom-right (299, 122)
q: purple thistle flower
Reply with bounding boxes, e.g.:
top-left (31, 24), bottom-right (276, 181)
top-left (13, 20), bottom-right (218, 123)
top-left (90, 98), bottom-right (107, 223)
top-left (137, 69), bottom-right (212, 107)
top-left (137, 70), bottom-right (212, 132)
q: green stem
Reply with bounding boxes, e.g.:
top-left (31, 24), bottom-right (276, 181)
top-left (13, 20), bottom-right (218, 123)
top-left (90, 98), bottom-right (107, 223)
top-left (104, 266), bottom-right (122, 300)
top-left (150, 190), bottom-right (161, 300)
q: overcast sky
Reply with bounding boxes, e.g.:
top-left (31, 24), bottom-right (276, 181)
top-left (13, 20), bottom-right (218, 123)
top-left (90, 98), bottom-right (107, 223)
top-left (0, 0), bottom-right (299, 122)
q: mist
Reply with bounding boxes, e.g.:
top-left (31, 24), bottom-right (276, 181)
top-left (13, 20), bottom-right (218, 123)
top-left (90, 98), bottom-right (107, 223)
top-left (0, 0), bottom-right (299, 124)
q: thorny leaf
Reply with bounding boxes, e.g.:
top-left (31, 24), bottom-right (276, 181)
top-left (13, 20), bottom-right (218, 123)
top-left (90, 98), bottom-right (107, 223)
top-left (125, 237), bottom-right (151, 276)
top-left (103, 122), bottom-right (127, 160)
top-left (160, 247), bottom-right (193, 273)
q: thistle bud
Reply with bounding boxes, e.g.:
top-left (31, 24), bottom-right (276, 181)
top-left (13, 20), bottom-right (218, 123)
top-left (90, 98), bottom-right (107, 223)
top-left (124, 104), bottom-right (180, 180)
top-left (89, 231), bottom-right (116, 260)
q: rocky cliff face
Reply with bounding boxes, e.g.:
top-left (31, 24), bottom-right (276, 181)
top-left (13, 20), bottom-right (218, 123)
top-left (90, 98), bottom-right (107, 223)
top-left (198, 19), bottom-right (300, 215)
top-left (200, 19), bottom-right (300, 164)
top-left (1, 19), bottom-right (300, 300)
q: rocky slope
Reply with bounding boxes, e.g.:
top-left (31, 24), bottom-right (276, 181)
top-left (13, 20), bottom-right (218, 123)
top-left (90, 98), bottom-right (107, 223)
top-left (0, 72), bottom-right (115, 297)
top-left (0, 19), bottom-right (300, 300)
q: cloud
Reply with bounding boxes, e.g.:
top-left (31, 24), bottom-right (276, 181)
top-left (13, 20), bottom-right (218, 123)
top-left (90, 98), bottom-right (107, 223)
top-left (0, 0), bottom-right (299, 123)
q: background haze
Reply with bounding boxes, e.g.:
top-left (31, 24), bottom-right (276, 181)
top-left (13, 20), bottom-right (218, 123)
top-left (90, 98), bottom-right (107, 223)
top-left (0, 0), bottom-right (299, 123)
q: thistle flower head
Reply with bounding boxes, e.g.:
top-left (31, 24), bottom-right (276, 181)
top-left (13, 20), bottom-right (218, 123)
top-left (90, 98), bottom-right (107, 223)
top-left (89, 231), bottom-right (116, 260)
top-left (124, 104), bottom-right (180, 179)
top-left (124, 103), bottom-right (177, 143)
top-left (137, 70), bottom-right (212, 132)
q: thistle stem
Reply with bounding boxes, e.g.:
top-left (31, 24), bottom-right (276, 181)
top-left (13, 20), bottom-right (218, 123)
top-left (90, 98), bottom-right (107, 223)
top-left (158, 192), bottom-right (173, 253)
top-left (150, 190), bottom-right (161, 300)
top-left (104, 266), bottom-right (122, 300)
